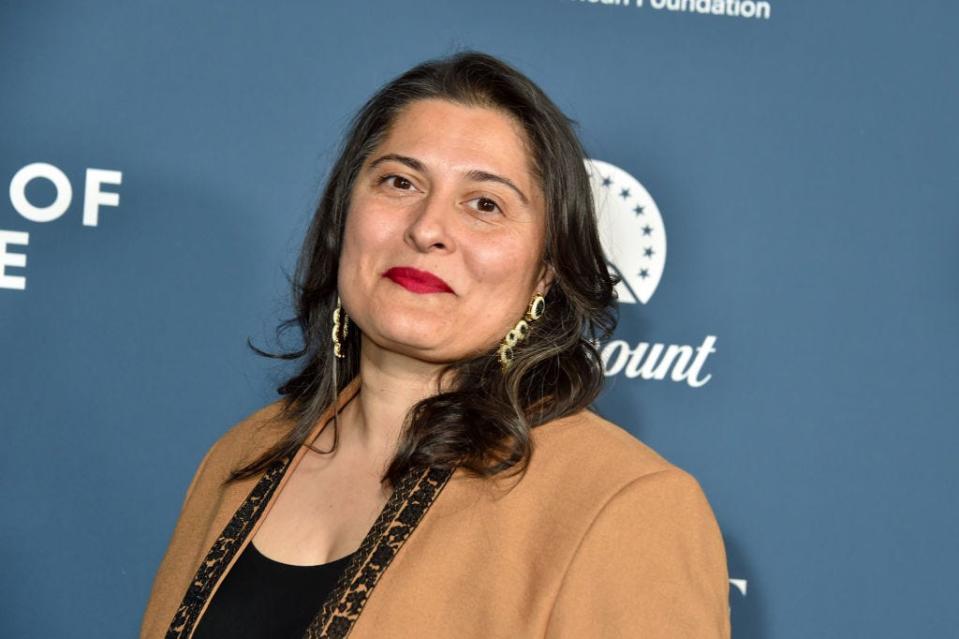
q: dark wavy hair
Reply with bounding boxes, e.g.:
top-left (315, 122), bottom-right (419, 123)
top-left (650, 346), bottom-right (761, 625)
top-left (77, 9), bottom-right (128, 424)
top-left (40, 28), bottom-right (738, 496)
top-left (232, 49), bottom-right (619, 489)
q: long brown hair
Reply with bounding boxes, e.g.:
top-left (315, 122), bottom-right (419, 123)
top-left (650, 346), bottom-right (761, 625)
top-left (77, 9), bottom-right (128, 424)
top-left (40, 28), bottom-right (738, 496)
top-left (234, 49), bottom-right (619, 488)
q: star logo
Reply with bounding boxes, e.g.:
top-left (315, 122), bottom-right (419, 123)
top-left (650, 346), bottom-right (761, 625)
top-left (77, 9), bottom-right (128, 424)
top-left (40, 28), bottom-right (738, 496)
top-left (585, 158), bottom-right (666, 304)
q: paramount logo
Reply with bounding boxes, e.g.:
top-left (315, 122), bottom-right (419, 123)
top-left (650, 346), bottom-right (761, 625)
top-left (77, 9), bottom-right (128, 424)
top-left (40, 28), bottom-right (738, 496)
top-left (585, 158), bottom-right (716, 387)
top-left (598, 335), bottom-right (716, 387)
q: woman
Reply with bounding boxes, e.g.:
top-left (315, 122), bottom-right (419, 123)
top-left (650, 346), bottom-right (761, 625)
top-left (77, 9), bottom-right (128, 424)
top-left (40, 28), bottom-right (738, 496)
top-left (140, 50), bottom-right (730, 638)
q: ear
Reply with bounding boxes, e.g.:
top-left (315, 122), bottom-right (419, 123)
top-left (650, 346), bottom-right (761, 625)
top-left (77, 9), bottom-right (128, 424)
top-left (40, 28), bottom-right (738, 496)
top-left (534, 261), bottom-right (556, 297)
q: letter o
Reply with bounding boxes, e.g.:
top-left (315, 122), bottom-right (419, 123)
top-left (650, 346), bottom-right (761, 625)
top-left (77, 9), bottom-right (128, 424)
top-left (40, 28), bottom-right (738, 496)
top-left (9, 162), bottom-right (73, 223)
top-left (601, 340), bottom-right (630, 376)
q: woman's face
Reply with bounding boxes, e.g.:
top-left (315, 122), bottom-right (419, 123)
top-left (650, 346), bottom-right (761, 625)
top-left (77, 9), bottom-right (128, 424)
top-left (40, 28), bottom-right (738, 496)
top-left (338, 98), bottom-right (553, 365)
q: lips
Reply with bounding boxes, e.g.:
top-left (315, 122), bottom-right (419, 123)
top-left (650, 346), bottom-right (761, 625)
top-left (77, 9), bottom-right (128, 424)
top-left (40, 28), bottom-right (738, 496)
top-left (383, 266), bottom-right (455, 294)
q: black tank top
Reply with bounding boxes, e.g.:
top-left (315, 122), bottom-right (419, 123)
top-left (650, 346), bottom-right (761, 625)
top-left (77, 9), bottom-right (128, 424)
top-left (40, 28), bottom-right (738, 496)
top-left (192, 541), bottom-right (359, 639)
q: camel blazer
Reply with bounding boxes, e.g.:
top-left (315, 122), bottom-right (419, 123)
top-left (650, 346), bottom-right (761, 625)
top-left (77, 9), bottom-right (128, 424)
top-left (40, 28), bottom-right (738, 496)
top-left (140, 375), bottom-right (731, 638)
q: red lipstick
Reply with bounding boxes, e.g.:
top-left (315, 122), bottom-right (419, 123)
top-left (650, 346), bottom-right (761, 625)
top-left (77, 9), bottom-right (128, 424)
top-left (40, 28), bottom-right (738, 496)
top-left (383, 266), bottom-right (454, 294)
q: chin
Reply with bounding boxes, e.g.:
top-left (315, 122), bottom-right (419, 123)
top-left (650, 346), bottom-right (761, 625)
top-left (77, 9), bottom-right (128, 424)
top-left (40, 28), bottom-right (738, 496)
top-left (370, 316), bottom-right (452, 355)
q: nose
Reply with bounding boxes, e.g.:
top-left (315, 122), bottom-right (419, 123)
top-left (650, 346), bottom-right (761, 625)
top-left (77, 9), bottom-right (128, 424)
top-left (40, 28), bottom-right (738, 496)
top-left (405, 190), bottom-right (454, 253)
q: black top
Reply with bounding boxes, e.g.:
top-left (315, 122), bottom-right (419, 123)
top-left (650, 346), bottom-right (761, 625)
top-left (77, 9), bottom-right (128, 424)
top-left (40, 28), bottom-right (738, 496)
top-left (192, 541), bottom-right (359, 639)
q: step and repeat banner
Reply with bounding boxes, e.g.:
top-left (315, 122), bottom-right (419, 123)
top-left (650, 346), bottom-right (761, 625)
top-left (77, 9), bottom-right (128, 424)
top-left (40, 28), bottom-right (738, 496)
top-left (2, 2), bottom-right (956, 637)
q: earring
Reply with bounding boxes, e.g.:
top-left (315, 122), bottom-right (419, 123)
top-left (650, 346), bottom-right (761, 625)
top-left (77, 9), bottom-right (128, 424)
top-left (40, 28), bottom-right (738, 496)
top-left (332, 294), bottom-right (349, 358)
top-left (498, 292), bottom-right (546, 371)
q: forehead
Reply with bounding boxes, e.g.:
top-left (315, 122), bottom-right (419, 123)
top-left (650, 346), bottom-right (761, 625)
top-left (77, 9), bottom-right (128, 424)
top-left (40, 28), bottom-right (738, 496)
top-left (368, 98), bottom-right (539, 198)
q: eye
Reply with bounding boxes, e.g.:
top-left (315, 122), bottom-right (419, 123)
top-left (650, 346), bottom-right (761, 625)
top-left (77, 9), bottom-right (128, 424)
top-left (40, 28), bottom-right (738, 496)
top-left (468, 196), bottom-right (503, 215)
top-left (377, 174), bottom-right (416, 191)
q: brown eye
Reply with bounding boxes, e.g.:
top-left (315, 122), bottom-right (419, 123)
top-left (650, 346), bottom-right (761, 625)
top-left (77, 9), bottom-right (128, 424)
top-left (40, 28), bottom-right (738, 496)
top-left (379, 174), bottom-right (414, 190)
top-left (469, 196), bottom-right (502, 215)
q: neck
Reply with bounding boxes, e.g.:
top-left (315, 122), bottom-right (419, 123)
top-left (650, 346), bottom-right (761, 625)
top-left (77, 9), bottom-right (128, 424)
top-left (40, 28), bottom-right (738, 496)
top-left (340, 335), bottom-right (449, 463)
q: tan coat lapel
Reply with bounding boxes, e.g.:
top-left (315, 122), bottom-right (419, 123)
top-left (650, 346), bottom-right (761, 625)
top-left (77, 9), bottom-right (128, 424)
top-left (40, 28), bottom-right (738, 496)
top-left (158, 375), bottom-right (456, 639)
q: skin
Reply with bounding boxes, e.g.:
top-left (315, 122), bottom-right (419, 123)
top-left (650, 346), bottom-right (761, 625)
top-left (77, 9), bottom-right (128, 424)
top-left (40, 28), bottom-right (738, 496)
top-left (253, 98), bottom-right (554, 564)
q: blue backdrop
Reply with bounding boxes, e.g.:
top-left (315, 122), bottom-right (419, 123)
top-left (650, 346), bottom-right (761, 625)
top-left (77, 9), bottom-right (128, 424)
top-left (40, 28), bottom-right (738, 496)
top-left (2, 1), bottom-right (957, 637)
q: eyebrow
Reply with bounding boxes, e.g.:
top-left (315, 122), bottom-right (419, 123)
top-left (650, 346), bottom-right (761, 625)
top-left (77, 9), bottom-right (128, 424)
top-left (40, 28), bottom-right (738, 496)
top-left (366, 153), bottom-right (530, 206)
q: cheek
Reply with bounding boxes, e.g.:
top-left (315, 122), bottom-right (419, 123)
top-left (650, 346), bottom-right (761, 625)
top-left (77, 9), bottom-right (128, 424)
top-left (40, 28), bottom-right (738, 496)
top-left (341, 201), bottom-right (399, 273)
top-left (467, 244), bottom-right (518, 286)
top-left (463, 230), bottom-right (542, 314)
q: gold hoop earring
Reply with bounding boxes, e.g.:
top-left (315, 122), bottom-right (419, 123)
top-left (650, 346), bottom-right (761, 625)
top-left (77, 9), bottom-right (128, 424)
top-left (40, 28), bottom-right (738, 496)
top-left (498, 292), bottom-right (546, 371)
top-left (332, 294), bottom-right (349, 359)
